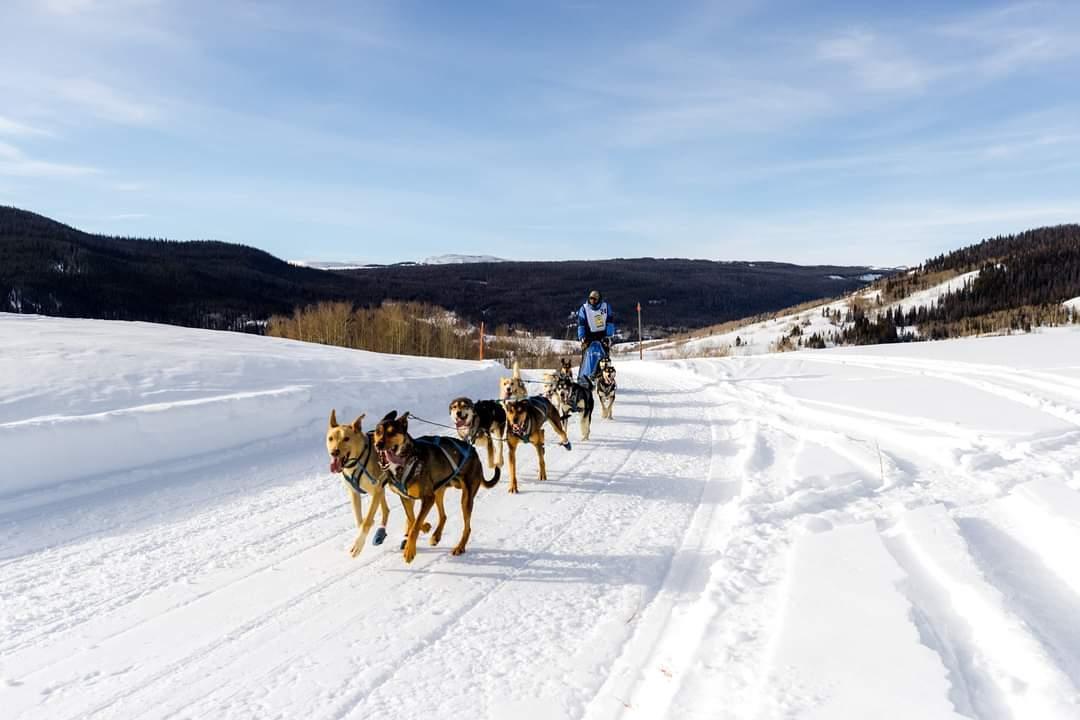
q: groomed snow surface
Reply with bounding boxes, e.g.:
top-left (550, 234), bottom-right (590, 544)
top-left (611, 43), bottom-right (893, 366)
top-left (3, 314), bottom-right (1080, 719)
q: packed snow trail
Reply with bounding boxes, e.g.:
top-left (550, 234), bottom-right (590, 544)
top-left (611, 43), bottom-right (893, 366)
top-left (4, 316), bottom-right (1080, 719)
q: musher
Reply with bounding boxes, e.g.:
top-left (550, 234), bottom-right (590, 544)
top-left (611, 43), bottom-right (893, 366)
top-left (576, 289), bottom-right (615, 384)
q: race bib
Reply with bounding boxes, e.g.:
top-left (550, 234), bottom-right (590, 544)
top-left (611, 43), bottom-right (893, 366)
top-left (586, 307), bottom-right (608, 333)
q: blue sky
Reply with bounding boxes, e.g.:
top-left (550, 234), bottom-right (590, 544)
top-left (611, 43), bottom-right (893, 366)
top-left (1, 0), bottom-right (1078, 266)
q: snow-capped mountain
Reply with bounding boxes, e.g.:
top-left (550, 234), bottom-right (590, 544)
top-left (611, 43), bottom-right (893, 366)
top-left (420, 253), bottom-right (507, 265)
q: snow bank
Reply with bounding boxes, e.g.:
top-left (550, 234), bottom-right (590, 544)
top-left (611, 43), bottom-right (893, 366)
top-left (0, 314), bottom-right (504, 502)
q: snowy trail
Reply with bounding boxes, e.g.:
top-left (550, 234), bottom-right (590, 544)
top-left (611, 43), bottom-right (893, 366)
top-left (2, 345), bottom-right (732, 720)
top-left (4, 316), bottom-right (1080, 718)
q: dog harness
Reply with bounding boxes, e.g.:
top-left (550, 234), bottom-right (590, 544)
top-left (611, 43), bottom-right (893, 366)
top-left (339, 432), bottom-right (384, 496)
top-left (509, 396), bottom-right (552, 438)
top-left (561, 381), bottom-right (591, 415)
top-left (383, 436), bottom-right (475, 500)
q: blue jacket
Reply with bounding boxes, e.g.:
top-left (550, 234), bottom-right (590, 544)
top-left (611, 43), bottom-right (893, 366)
top-left (577, 300), bottom-right (616, 341)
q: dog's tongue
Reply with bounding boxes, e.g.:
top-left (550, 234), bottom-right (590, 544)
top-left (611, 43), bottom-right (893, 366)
top-left (330, 457), bottom-right (342, 474)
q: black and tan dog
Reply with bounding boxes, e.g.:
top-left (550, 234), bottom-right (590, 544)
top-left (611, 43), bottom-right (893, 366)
top-left (553, 375), bottom-right (594, 440)
top-left (373, 411), bottom-right (500, 563)
top-left (502, 396), bottom-right (572, 494)
top-left (326, 410), bottom-right (430, 556)
top-left (448, 397), bottom-right (506, 470)
top-left (596, 358), bottom-right (617, 419)
top-left (558, 357), bottom-right (574, 381)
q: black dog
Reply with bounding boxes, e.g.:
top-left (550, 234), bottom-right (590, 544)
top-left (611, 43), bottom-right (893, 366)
top-left (448, 397), bottom-right (507, 470)
top-left (553, 375), bottom-right (594, 441)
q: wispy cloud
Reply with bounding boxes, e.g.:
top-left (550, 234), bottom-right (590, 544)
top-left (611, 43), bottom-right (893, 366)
top-left (817, 30), bottom-right (932, 91)
top-left (58, 79), bottom-right (157, 126)
top-left (0, 141), bottom-right (100, 177)
top-left (0, 115), bottom-right (53, 137)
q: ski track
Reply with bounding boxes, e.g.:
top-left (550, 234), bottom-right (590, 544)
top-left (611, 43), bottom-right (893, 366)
top-left (6, 326), bottom-right (1080, 718)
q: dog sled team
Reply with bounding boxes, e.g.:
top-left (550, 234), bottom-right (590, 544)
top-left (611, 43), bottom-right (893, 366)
top-left (325, 289), bottom-right (619, 564)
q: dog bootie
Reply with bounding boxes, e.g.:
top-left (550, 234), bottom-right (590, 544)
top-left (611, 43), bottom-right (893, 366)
top-left (562, 440), bottom-right (572, 451)
top-left (372, 527), bottom-right (387, 546)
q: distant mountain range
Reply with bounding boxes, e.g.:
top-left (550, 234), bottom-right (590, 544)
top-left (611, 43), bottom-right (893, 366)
top-left (1, 205), bottom-right (893, 335)
top-left (291, 254), bottom-right (508, 269)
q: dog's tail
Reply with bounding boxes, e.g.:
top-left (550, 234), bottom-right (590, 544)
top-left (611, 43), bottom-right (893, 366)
top-left (482, 466), bottom-right (501, 488)
top-left (511, 359), bottom-right (521, 379)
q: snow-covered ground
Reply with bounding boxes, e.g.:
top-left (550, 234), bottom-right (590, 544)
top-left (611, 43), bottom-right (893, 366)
top-left (638, 270), bottom-right (980, 359)
top-left (3, 314), bottom-right (1080, 719)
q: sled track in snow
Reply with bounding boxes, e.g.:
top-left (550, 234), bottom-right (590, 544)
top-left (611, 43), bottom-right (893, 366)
top-left (8, 331), bottom-right (1080, 719)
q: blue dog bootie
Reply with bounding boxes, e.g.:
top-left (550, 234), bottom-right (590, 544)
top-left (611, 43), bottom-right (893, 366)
top-left (562, 440), bottom-right (572, 451)
top-left (372, 527), bottom-right (388, 546)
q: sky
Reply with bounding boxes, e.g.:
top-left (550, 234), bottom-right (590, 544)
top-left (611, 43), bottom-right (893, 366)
top-left (1, 0), bottom-right (1079, 267)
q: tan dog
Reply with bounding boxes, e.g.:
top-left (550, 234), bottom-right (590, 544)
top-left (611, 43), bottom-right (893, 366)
top-left (502, 396), bottom-right (571, 494)
top-left (499, 360), bottom-right (528, 403)
top-left (327, 409), bottom-right (430, 556)
top-left (373, 411), bottom-right (500, 563)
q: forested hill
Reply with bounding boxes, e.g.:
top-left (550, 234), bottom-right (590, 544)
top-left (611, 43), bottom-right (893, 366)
top-left (339, 259), bottom-right (887, 337)
top-left (850, 224), bottom-right (1080, 343)
top-left (1, 205), bottom-right (889, 334)
top-left (0, 206), bottom-right (359, 329)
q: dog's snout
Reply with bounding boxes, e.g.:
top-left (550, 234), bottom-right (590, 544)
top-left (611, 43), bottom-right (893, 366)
top-left (330, 448), bottom-right (340, 457)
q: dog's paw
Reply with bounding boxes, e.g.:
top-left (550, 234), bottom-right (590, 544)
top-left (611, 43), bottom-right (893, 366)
top-left (508, 484), bottom-right (519, 494)
top-left (561, 440), bottom-right (572, 451)
top-left (350, 536), bottom-right (365, 557)
top-left (430, 531), bottom-right (442, 546)
top-left (372, 527), bottom-right (387, 546)
top-left (451, 545), bottom-right (466, 556)
top-left (420, 522), bottom-right (432, 534)
top-left (403, 543), bottom-right (417, 564)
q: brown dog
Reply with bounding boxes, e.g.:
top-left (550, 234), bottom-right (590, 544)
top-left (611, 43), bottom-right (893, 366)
top-left (326, 410), bottom-right (429, 556)
top-left (373, 411), bottom-right (500, 563)
top-left (502, 396), bottom-right (572, 494)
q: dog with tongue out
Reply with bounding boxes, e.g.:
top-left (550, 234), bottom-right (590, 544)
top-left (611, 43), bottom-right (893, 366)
top-left (325, 409), bottom-right (394, 554)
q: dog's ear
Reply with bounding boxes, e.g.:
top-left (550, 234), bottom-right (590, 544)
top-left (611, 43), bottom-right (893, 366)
top-left (329, 409), bottom-right (338, 428)
top-left (351, 413), bottom-right (365, 432)
top-left (399, 411), bottom-right (410, 430)
top-left (379, 410), bottom-right (397, 425)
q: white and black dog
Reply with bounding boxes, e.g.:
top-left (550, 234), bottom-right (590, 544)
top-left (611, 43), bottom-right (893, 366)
top-left (543, 357), bottom-right (576, 400)
top-left (448, 397), bottom-right (507, 471)
top-left (596, 358), bottom-right (617, 419)
top-left (553, 375), bottom-right (594, 441)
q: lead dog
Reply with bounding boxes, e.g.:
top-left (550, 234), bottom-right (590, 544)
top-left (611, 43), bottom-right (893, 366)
top-left (502, 396), bottom-right (571, 494)
top-left (373, 411), bottom-right (500, 562)
top-left (326, 410), bottom-right (429, 556)
top-left (448, 397), bottom-right (506, 470)
top-left (596, 359), bottom-right (617, 419)
top-left (553, 375), bottom-right (594, 440)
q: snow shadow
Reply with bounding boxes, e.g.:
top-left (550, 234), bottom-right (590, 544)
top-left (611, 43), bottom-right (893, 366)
top-left (392, 546), bottom-right (712, 595)
top-left (957, 516), bottom-right (1080, 689)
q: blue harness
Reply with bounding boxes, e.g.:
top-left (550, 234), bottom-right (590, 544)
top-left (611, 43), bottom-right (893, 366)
top-left (384, 436), bottom-right (475, 499)
top-left (339, 432), bottom-right (385, 496)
